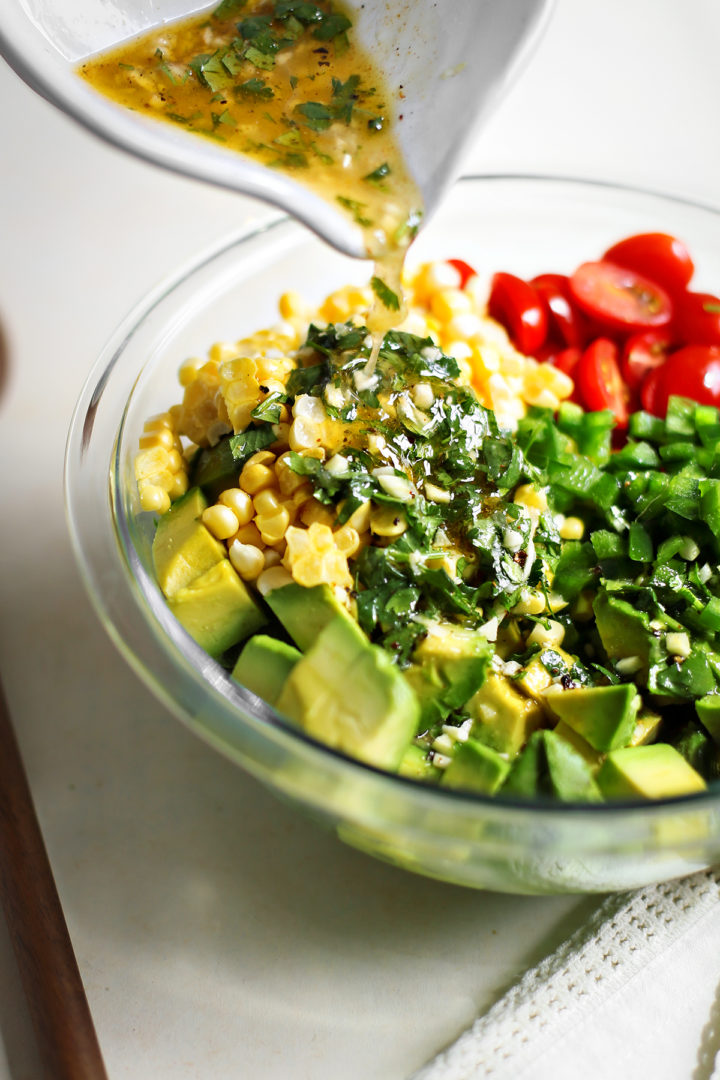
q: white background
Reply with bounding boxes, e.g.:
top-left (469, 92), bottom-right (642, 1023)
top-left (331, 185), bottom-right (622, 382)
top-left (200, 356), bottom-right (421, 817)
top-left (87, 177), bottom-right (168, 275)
top-left (1, 1), bottom-right (719, 1077)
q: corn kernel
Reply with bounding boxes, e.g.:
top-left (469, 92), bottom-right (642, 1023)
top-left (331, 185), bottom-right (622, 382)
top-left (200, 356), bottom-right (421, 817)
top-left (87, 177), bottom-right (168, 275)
top-left (370, 504), bottom-right (407, 537)
top-left (138, 482), bottom-right (171, 514)
top-left (279, 290), bottom-right (309, 321)
top-left (219, 488), bottom-right (254, 525)
top-left (178, 358), bottom-right (203, 387)
top-left (334, 525), bottom-right (360, 557)
top-left (209, 341), bottom-right (240, 364)
top-left (527, 619), bottom-right (566, 648)
top-left (514, 484), bottom-right (548, 514)
top-left (559, 516), bottom-right (585, 541)
top-left (240, 462), bottom-right (276, 495)
top-left (257, 507), bottom-right (291, 545)
top-left (202, 504), bottom-right (239, 540)
top-left (431, 288), bottom-right (472, 323)
top-left (167, 472), bottom-right (189, 500)
top-left (234, 522), bottom-right (265, 548)
top-left (257, 567), bottom-right (295, 596)
top-left (345, 500), bottom-right (372, 533)
top-left (228, 540), bottom-right (265, 581)
top-left (253, 489), bottom-right (281, 517)
top-left (139, 428), bottom-right (175, 451)
top-left (300, 500), bottom-right (336, 528)
top-left (264, 548), bottom-right (282, 569)
top-left (511, 590), bottom-right (546, 617)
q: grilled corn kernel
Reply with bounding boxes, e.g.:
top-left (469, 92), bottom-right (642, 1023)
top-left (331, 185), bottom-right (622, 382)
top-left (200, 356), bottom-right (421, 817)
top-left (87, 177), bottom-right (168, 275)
top-left (228, 540), bottom-right (265, 581)
top-left (202, 504), bottom-right (239, 540)
top-left (218, 488), bottom-right (254, 526)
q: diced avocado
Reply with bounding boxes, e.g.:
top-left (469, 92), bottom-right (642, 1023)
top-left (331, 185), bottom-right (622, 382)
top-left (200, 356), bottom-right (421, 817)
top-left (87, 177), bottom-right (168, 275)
top-left (265, 582), bottom-right (355, 651)
top-left (276, 613), bottom-right (420, 771)
top-left (630, 707), bottom-right (662, 746)
top-left (671, 720), bottom-right (720, 781)
top-left (232, 635), bottom-right (300, 706)
top-left (542, 683), bottom-right (641, 752)
top-left (440, 738), bottom-right (510, 795)
top-left (543, 730), bottom-right (602, 803)
top-left (466, 674), bottom-right (544, 757)
top-left (398, 744), bottom-right (441, 783)
top-left (190, 436), bottom-right (238, 501)
top-left (597, 743), bottom-right (707, 799)
top-left (514, 648), bottom-right (575, 701)
top-left (696, 694), bottom-right (720, 745)
top-left (553, 720), bottom-right (603, 769)
top-left (515, 656), bottom-right (553, 699)
top-left (501, 730), bottom-right (545, 797)
top-left (168, 559), bottom-right (266, 657)
top-left (495, 617), bottom-right (523, 659)
top-left (152, 486), bottom-right (225, 598)
top-left (593, 591), bottom-right (662, 680)
top-left (405, 622), bottom-right (493, 726)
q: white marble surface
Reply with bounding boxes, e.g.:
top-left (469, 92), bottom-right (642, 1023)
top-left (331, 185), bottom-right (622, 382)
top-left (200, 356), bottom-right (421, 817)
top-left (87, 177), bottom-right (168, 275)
top-left (1, 1), bottom-right (719, 1077)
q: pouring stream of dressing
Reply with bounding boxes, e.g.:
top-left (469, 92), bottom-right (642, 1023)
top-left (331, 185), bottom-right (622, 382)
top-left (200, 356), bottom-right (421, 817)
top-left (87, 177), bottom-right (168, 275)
top-left (79, 0), bottom-right (422, 370)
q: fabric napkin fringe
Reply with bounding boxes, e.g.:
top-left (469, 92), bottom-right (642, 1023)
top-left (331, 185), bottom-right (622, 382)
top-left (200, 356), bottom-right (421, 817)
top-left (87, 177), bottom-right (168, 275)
top-left (413, 867), bottom-right (720, 1080)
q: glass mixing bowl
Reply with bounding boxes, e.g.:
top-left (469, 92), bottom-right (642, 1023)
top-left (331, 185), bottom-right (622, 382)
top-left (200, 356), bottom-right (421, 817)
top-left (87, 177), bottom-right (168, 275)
top-left (66, 175), bottom-right (720, 895)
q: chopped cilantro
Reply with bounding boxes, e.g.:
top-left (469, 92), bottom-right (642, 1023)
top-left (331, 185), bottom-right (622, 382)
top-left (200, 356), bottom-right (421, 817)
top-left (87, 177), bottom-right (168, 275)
top-left (212, 0), bottom-right (247, 16)
top-left (294, 101), bottom-right (333, 131)
top-left (364, 162), bottom-right (391, 184)
top-left (234, 77), bottom-right (274, 99)
top-left (336, 196), bottom-right (372, 227)
top-left (371, 276), bottom-right (400, 311)
top-left (229, 425), bottom-right (276, 463)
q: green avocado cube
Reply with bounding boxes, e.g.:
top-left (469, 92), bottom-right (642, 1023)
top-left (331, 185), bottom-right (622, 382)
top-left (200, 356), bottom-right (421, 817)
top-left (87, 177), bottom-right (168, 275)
top-left (542, 683), bottom-right (641, 752)
top-left (440, 738), bottom-right (510, 795)
top-left (405, 622), bottom-right (493, 726)
top-left (597, 744), bottom-right (707, 800)
top-left (276, 614), bottom-right (420, 771)
top-left (152, 487), bottom-right (225, 598)
top-left (552, 721), bottom-right (603, 768)
top-left (232, 635), bottom-right (301, 706)
top-left (501, 730), bottom-right (545, 797)
top-left (265, 582), bottom-right (355, 651)
top-left (466, 674), bottom-right (544, 757)
top-left (544, 730), bottom-right (602, 803)
top-left (190, 436), bottom-right (239, 501)
top-left (168, 559), bottom-right (266, 657)
top-left (398, 744), bottom-right (441, 783)
top-left (696, 694), bottom-right (720, 745)
top-left (593, 591), bottom-right (662, 680)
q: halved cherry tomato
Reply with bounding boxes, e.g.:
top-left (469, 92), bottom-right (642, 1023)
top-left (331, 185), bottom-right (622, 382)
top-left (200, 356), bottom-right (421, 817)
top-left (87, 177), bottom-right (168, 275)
top-left (447, 258), bottom-right (477, 289)
top-left (675, 291), bottom-right (720, 346)
top-left (649, 344), bottom-right (720, 414)
top-left (640, 366), bottom-right (668, 416)
top-left (530, 273), bottom-right (588, 348)
top-left (569, 261), bottom-right (673, 334)
top-left (487, 272), bottom-right (548, 355)
top-left (549, 346), bottom-right (582, 378)
top-left (575, 338), bottom-right (630, 427)
top-left (603, 233), bottom-right (694, 298)
top-left (621, 330), bottom-right (673, 390)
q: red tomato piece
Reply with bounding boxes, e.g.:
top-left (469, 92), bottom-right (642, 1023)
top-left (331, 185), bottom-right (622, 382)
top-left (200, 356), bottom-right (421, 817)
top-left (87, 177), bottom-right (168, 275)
top-left (530, 273), bottom-right (589, 348)
top-left (549, 346), bottom-right (582, 377)
top-left (576, 338), bottom-right (630, 427)
top-left (676, 292), bottom-right (720, 347)
top-left (640, 366), bottom-right (668, 416)
top-left (650, 344), bottom-right (720, 414)
top-left (447, 258), bottom-right (477, 289)
top-left (569, 261), bottom-right (673, 334)
top-left (621, 330), bottom-right (673, 390)
top-left (487, 272), bottom-right (548, 355)
top-left (603, 233), bottom-right (694, 298)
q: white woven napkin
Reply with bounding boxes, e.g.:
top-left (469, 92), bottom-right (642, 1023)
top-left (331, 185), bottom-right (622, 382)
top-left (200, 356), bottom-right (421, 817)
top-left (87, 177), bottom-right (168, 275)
top-left (414, 868), bottom-right (720, 1080)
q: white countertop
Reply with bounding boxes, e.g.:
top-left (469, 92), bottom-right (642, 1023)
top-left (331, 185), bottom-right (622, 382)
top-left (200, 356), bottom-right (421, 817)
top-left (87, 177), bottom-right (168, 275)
top-left (1, 2), bottom-right (719, 1077)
